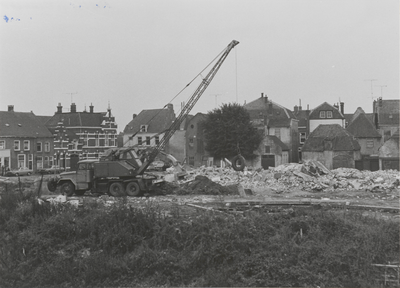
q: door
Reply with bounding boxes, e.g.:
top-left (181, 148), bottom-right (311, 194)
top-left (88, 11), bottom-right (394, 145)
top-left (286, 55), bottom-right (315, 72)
top-left (261, 155), bottom-right (275, 169)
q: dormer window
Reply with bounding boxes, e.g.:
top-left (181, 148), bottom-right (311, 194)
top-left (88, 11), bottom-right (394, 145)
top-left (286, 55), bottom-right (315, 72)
top-left (319, 111), bottom-right (326, 118)
top-left (326, 111), bottom-right (333, 118)
top-left (140, 125), bottom-right (148, 132)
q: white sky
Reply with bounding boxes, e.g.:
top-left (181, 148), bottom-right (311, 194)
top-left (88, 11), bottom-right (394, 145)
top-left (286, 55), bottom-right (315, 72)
top-left (1, 0), bottom-right (398, 132)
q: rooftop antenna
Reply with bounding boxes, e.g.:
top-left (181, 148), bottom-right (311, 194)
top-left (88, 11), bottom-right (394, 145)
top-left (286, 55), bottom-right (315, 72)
top-left (65, 91), bottom-right (78, 103)
top-left (375, 85), bottom-right (387, 98)
top-left (213, 94), bottom-right (221, 108)
top-left (364, 79), bottom-right (377, 100)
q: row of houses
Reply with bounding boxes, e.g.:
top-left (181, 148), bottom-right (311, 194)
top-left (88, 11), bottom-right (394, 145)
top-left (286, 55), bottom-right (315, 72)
top-left (0, 95), bottom-right (398, 172)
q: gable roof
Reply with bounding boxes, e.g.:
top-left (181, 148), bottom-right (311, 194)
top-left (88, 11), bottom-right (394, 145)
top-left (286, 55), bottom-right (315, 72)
top-left (346, 113), bottom-right (381, 138)
top-left (302, 124), bottom-right (360, 152)
top-left (123, 107), bottom-right (175, 134)
top-left (309, 102), bottom-right (344, 119)
top-left (0, 111), bottom-right (53, 138)
top-left (376, 99), bottom-right (400, 126)
top-left (244, 96), bottom-right (296, 127)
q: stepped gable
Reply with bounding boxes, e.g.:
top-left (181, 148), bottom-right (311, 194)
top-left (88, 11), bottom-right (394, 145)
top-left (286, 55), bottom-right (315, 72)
top-left (302, 124), bottom-right (360, 152)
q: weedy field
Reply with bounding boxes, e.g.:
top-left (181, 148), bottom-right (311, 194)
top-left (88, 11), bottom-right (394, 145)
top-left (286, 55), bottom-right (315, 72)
top-left (0, 187), bottom-right (399, 287)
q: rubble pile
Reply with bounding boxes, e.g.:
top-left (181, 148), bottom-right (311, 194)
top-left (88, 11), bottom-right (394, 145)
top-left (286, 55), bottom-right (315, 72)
top-left (172, 161), bottom-right (400, 193)
top-left (176, 175), bottom-right (240, 196)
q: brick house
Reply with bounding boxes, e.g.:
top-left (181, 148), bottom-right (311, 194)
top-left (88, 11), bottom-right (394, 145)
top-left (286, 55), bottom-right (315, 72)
top-left (45, 103), bottom-right (118, 170)
top-left (244, 94), bottom-right (299, 166)
top-left (0, 105), bottom-right (54, 172)
top-left (302, 124), bottom-right (361, 170)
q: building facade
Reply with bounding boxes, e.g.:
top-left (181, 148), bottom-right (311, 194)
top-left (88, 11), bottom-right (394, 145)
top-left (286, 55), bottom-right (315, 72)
top-left (45, 103), bottom-right (118, 170)
top-left (244, 93), bottom-right (299, 166)
top-left (0, 105), bottom-right (54, 172)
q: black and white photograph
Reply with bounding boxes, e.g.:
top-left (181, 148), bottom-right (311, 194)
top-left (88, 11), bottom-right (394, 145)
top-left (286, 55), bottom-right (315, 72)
top-left (0, 0), bottom-right (399, 287)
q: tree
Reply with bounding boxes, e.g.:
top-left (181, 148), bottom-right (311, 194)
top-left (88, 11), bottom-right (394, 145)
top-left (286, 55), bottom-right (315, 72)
top-left (201, 103), bottom-right (263, 159)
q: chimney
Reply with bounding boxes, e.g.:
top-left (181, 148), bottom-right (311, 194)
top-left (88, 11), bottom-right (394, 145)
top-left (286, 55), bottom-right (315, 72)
top-left (132, 114), bottom-right (137, 119)
top-left (89, 103), bottom-right (94, 113)
top-left (166, 103), bottom-right (173, 111)
top-left (294, 105), bottom-right (298, 113)
top-left (340, 102), bottom-right (344, 114)
top-left (71, 103), bottom-right (77, 113)
top-left (261, 92), bottom-right (264, 98)
top-left (8, 105), bottom-right (14, 112)
top-left (57, 103), bottom-right (62, 113)
top-left (264, 96), bottom-right (268, 104)
top-left (378, 97), bottom-right (383, 107)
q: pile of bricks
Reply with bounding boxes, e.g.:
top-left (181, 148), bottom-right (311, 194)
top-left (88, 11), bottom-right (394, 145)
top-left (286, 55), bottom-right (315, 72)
top-left (176, 161), bottom-right (400, 193)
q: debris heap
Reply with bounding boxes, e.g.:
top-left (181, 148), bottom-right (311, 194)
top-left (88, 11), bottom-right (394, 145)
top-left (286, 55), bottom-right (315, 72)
top-left (170, 161), bottom-right (400, 193)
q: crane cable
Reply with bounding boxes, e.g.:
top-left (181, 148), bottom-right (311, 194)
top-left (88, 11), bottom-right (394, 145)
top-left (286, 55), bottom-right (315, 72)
top-left (124, 45), bottom-right (229, 147)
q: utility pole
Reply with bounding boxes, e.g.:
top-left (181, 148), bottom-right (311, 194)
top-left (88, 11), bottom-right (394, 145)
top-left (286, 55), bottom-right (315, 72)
top-left (375, 85), bottom-right (387, 98)
top-left (364, 79), bottom-right (377, 100)
top-left (64, 92), bottom-right (78, 103)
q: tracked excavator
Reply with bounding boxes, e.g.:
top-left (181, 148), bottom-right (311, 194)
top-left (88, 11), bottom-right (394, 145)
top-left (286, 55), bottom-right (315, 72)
top-left (47, 40), bottom-right (239, 197)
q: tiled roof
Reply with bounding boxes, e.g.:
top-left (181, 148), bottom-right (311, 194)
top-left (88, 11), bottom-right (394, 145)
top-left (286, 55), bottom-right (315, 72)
top-left (302, 124), bottom-right (360, 152)
top-left (244, 96), bottom-right (295, 127)
top-left (123, 107), bottom-right (175, 134)
top-left (46, 112), bottom-right (106, 128)
top-left (309, 102), bottom-right (344, 119)
top-left (35, 115), bottom-right (52, 125)
top-left (0, 111), bottom-right (53, 138)
top-left (346, 113), bottom-right (381, 138)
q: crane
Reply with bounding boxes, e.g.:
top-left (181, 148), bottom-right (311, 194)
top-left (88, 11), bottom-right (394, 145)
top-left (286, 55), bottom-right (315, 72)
top-left (136, 40), bottom-right (239, 175)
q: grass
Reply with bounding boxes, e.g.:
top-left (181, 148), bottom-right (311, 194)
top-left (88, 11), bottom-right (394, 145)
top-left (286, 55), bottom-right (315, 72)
top-left (0, 187), bottom-right (399, 287)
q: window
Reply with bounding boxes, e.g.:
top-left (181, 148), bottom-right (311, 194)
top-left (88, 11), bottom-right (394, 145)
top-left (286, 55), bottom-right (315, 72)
top-left (28, 154), bottom-right (33, 169)
top-left (274, 128), bottom-right (281, 139)
top-left (37, 142), bottom-right (42, 152)
top-left (300, 132), bottom-right (307, 144)
top-left (14, 140), bottom-right (20, 151)
top-left (18, 154), bottom-right (25, 168)
top-left (265, 146), bottom-right (270, 153)
top-left (37, 156), bottom-right (43, 169)
top-left (140, 125), bottom-right (148, 132)
top-left (0, 140), bottom-right (5, 149)
top-left (319, 111), bottom-right (326, 118)
top-left (155, 136), bottom-right (159, 145)
top-left (138, 137), bottom-right (142, 145)
top-left (366, 140), bottom-right (374, 148)
top-left (146, 136), bottom-right (150, 145)
top-left (44, 142), bottom-right (50, 152)
top-left (326, 111), bottom-right (333, 118)
top-left (23, 140), bottom-right (30, 151)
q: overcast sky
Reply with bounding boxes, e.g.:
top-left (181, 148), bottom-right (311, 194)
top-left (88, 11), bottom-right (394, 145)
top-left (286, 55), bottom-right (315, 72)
top-left (1, 0), bottom-right (398, 132)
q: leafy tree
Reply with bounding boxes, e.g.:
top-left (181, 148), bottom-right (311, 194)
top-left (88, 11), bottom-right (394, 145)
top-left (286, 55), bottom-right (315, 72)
top-left (201, 103), bottom-right (263, 159)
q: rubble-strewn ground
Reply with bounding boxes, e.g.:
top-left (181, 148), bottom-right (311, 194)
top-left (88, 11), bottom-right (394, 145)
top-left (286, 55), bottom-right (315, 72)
top-left (0, 161), bottom-right (398, 211)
